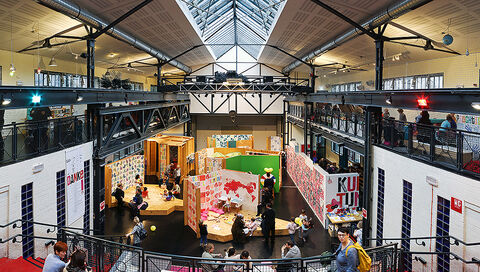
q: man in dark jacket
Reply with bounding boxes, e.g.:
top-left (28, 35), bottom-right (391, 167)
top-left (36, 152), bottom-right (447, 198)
top-left (261, 203), bottom-right (276, 244)
top-left (112, 184), bottom-right (125, 208)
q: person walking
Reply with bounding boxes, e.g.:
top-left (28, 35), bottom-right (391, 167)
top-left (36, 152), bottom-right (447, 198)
top-left (287, 217), bottom-right (300, 245)
top-left (261, 203), bottom-right (275, 244)
top-left (199, 219), bottom-right (208, 247)
top-left (335, 227), bottom-right (359, 272)
top-left (125, 216), bottom-right (145, 247)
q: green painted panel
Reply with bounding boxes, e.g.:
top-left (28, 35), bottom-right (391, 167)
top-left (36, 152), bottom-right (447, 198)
top-left (225, 155), bottom-right (280, 192)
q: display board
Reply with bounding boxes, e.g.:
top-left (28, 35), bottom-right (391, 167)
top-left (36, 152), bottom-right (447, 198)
top-left (65, 146), bottom-right (85, 225)
top-left (211, 134), bottom-right (253, 148)
top-left (286, 145), bottom-right (359, 227)
top-left (185, 170), bottom-right (260, 234)
top-left (225, 155), bottom-right (281, 192)
top-left (105, 155), bottom-right (144, 207)
top-left (267, 136), bottom-right (282, 151)
top-left (206, 157), bottom-right (224, 173)
top-left (158, 144), bottom-right (168, 176)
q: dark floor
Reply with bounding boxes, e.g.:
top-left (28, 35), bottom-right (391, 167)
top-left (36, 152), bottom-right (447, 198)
top-left (104, 170), bottom-right (333, 259)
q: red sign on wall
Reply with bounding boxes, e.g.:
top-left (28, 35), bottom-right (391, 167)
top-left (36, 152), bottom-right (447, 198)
top-left (100, 201), bottom-right (105, 212)
top-left (451, 197), bottom-right (462, 214)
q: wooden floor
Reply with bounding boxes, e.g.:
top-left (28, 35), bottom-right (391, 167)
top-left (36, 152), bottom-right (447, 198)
top-left (204, 210), bottom-right (290, 242)
top-left (124, 186), bottom-right (184, 215)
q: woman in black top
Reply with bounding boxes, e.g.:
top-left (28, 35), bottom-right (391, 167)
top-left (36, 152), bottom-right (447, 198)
top-left (199, 220), bottom-right (208, 247)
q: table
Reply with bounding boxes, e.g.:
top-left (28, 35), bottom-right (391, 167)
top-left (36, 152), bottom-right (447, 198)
top-left (326, 212), bottom-right (363, 238)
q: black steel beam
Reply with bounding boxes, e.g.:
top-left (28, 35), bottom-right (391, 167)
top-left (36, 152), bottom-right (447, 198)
top-left (99, 102), bottom-right (189, 115)
top-left (0, 87), bottom-right (189, 109)
top-left (285, 89), bottom-right (480, 114)
top-left (91, 0), bottom-right (153, 39)
top-left (310, 0), bottom-right (379, 40)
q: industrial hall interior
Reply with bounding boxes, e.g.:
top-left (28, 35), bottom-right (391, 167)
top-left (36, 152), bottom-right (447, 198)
top-left (0, 0), bottom-right (480, 271)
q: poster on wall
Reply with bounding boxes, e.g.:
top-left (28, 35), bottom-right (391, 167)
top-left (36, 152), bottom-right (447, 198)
top-left (65, 147), bottom-right (85, 225)
top-left (206, 157), bottom-right (223, 173)
top-left (324, 173), bottom-right (360, 213)
top-left (220, 170), bottom-right (259, 212)
top-left (186, 178), bottom-right (198, 233)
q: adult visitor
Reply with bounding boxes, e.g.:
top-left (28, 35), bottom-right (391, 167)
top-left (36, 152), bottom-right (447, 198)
top-left (416, 111), bottom-right (432, 143)
top-left (231, 214), bottom-right (247, 244)
top-left (201, 243), bottom-right (224, 272)
top-left (281, 241), bottom-right (301, 259)
top-left (63, 250), bottom-right (88, 272)
top-left (261, 203), bottom-right (276, 244)
top-left (199, 219), bottom-right (208, 247)
top-left (112, 184), bottom-right (125, 208)
top-left (128, 188), bottom-right (143, 216)
top-left (397, 109), bottom-right (407, 122)
top-left (42, 241), bottom-right (68, 272)
top-left (353, 221), bottom-right (363, 246)
top-left (335, 227), bottom-right (359, 272)
top-left (125, 216), bottom-right (145, 247)
top-left (256, 187), bottom-right (272, 216)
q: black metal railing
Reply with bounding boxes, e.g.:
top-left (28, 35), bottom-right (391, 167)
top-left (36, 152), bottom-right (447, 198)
top-left (0, 115), bottom-right (89, 165)
top-left (367, 235), bottom-right (480, 271)
top-left (379, 118), bottom-right (480, 178)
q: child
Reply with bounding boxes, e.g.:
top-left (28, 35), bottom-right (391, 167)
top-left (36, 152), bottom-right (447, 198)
top-left (142, 187), bottom-right (149, 199)
top-left (162, 189), bottom-right (168, 199)
top-left (199, 220), bottom-right (208, 247)
top-left (246, 218), bottom-right (259, 236)
top-left (223, 197), bottom-right (231, 212)
top-left (165, 191), bottom-right (175, 201)
top-left (287, 217), bottom-right (300, 245)
top-left (299, 209), bottom-right (308, 222)
top-left (172, 183), bottom-right (181, 198)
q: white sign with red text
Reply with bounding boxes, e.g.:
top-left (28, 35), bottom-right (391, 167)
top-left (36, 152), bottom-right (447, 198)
top-left (66, 147), bottom-right (85, 225)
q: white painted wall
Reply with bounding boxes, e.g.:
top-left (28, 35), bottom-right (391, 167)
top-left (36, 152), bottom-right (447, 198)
top-left (371, 146), bottom-right (480, 272)
top-left (189, 93), bottom-right (284, 115)
top-left (0, 142), bottom-right (93, 259)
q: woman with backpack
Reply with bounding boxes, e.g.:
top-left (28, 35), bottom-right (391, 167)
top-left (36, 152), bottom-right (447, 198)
top-left (336, 227), bottom-right (359, 272)
top-left (126, 216), bottom-right (146, 247)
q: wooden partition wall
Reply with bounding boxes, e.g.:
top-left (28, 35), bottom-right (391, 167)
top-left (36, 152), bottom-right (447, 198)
top-left (145, 135), bottom-right (195, 183)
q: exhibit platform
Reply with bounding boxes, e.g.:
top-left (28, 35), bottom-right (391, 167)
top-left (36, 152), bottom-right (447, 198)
top-left (123, 186), bottom-right (184, 215)
top-left (204, 210), bottom-right (290, 242)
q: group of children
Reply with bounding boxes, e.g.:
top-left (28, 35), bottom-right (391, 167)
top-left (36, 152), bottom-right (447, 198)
top-left (287, 209), bottom-right (314, 245)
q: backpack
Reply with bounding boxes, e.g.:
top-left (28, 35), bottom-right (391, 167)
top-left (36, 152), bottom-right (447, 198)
top-left (346, 242), bottom-right (371, 272)
top-left (137, 224), bottom-right (148, 240)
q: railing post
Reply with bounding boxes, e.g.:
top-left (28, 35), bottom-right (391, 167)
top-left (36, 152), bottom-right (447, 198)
top-left (429, 126), bottom-right (436, 162)
top-left (74, 116), bottom-right (78, 145)
top-left (37, 122), bottom-right (41, 155)
top-left (457, 131), bottom-right (463, 171)
top-left (12, 122), bottom-right (17, 161)
top-left (408, 124), bottom-right (413, 154)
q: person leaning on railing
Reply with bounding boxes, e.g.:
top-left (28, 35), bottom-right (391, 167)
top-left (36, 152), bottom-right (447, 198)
top-left (201, 243), bottom-right (224, 272)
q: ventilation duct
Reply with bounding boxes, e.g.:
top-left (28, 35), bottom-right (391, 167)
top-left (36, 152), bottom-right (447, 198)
top-left (36, 0), bottom-right (192, 74)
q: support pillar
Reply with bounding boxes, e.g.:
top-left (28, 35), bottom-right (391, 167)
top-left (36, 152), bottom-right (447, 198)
top-left (157, 62), bottom-right (163, 92)
top-left (374, 40), bottom-right (384, 91)
top-left (304, 103), bottom-right (308, 155)
top-left (86, 39), bottom-right (95, 88)
top-left (92, 157), bottom-right (105, 235)
top-left (310, 66), bottom-right (316, 92)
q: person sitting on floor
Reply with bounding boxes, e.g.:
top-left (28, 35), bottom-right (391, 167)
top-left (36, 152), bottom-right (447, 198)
top-left (231, 214), bottom-right (247, 244)
top-left (246, 217), bottom-right (260, 236)
top-left (162, 189), bottom-right (168, 199)
top-left (129, 188), bottom-right (143, 216)
top-left (142, 187), bottom-right (149, 199)
top-left (172, 183), bottom-right (181, 199)
top-left (165, 191), bottom-right (175, 201)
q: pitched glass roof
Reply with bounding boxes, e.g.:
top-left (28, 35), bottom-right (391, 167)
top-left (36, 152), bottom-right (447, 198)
top-left (180, 0), bottom-right (285, 60)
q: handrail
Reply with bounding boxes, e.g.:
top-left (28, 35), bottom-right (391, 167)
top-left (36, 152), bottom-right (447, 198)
top-left (2, 114), bottom-right (86, 128)
top-left (367, 235), bottom-right (480, 247)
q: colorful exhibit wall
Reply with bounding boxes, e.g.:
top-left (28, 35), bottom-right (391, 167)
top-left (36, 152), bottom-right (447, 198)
top-left (225, 155), bottom-right (281, 192)
top-left (107, 155), bottom-right (144, 193)
top-left (185, 169), bottom-right (260, 234)
top-left (206, 157), bottom-right (224, 173)
top-left (286, 145), bottom-right (359, 227)
top-left (268, 136), bottom-right (282, 151)
top-left (211, 134), bottom-right (253, 148)
top-left (158, 144), bottom-right (167, 175)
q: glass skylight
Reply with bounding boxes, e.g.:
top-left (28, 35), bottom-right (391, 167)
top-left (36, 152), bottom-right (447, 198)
top-left (179, 0), bottom-right (285, 61)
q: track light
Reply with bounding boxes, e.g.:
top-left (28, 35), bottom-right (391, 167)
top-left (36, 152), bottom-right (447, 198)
top-left (472, 102), bottom-right (480, 110)
top-left (212, 93), bottom-right (215, 98)
top-left (48, 57), bottom-right (57, 67)
top-left (204, 93), bottom-right (208, 97)
top-left (270, 93), bottom-right (273, 98)
top-left (1, 96), bottom-right (11, 105)
top-left (386, 96), bottom-right (392, 105)
top-left (221, 94), bottom-right (224, 98)
top-left (76, 94), bottom-right (83, 102)
top-left (251, 93), bottom-right (255, 98)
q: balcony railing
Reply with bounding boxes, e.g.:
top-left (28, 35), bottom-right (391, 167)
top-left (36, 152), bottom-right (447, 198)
top-left (379, 118), bottom-right (480, 178)
top-left (0, 115), bottom-right (89, 165)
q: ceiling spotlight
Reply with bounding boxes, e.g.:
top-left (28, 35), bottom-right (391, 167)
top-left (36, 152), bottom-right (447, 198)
top-left (251, 93), bottom-right (255, 98)
top-left (1, 96), bottom-right (11, 105)
top-left (424, 40), bottom-right (434, 51)
top-left (270, 93), bottom-right (273, 98)
top-left (212, 93), bottom-right (215, 98)
top-left (76, 94), bottom-right (83, 102)
top-left (386, 96), bottom-right (392, 105)
top-left (9, 64), bottom-right (16, 77)
top-left (323, 75), bottom-right (326, 78)
top-left (203, 93), bottom-right (208, 97)
top-left (221, 94), bottom-right (224, 98)
top-left (472, 102), bottom-right (480, 110)
top-left (49, 57), bottom-right (57, 67)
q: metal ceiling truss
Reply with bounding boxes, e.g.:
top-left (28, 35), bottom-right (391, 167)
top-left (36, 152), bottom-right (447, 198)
top-left (0, 86), bottom-right (189, 109)
top-left (285, 89), bottom-right (480, 115)
top-left (190, 91), bottom-right (283, 114)
top-left (180, 82), bottom-right (308, 93)
top-left (96, 102), bottom-right (190, 157)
